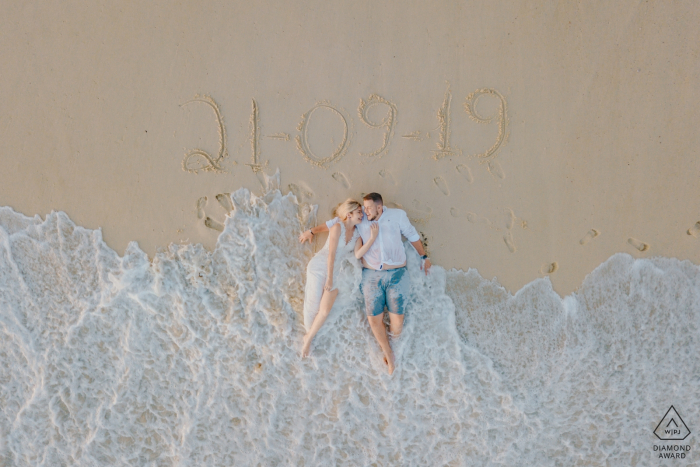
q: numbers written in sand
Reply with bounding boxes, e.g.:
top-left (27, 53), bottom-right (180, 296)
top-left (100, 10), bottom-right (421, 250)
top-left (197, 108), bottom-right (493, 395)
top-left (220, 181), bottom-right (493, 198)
top-left (178, 87), bottom-right (508, 173)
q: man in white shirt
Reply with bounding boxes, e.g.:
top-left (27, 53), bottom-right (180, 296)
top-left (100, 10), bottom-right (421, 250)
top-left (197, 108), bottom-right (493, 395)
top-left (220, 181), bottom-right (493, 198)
top-left (299, 193), bottom-right (431, 374)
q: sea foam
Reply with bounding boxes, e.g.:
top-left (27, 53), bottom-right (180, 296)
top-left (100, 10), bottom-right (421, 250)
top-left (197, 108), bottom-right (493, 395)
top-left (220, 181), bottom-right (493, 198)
top-left (0, 170), bottom-right (698, 466)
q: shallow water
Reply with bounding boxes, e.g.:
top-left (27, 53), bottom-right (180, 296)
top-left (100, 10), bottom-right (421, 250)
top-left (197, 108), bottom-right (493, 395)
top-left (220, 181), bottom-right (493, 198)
top-left (0, 171), bottom-right (698, 466)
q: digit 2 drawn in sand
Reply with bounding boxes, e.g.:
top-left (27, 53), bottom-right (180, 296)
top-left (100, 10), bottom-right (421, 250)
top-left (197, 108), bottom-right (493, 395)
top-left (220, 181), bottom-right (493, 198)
top-left (180, 95), bottom-right (228, 173)
top-left (358, 94), bottom-right (397, 159)
top-left (464, 88), bottom-right (508, 163)
top-left (295, 102), bottom-right (352, 168)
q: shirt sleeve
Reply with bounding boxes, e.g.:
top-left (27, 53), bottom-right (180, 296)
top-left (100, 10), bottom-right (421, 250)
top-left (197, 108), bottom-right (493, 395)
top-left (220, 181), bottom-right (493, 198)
top-left (398, 210), bottom-right (420, 242)
top-left (326, 217), bottom-right (340, 229)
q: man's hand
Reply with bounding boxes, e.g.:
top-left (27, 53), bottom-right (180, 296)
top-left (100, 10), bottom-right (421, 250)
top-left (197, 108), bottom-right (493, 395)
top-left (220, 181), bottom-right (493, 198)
top-left (421, 258), bottom-right (432, 275)
top-left (299, 230), bottom-right (314, 244)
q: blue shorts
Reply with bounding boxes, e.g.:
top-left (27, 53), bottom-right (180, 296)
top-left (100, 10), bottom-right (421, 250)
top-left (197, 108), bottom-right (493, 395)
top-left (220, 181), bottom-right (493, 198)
top-left (359, 267), bottom-right (410, 317)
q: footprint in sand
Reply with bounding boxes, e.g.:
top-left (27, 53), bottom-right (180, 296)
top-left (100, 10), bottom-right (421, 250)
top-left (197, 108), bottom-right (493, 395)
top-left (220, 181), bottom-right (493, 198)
top-left (579, 229), bottom-right (600, 245)
top-left (332, 172), bottom-right (351, 189)
top-left (539, 262), bottom-right (558, 275)
top-left (379, 169), bottom-right (397, 185)
top-left (487, 160), bottom-right (505, 180)
top-left (456, 164), bottom-right (473, 183)
top-left (205, 217), bottom-right (225, 232)
top-left (687, 221), bottom-right (700, 237)
top-left (503, 232), bottom-right (516, 253)
top-left (289, 183), bottom-right (314, 202)
top-left (404, 200), bottom-right (433, 224)
top-left (627, 237), bottom-right (649, 252)
top-left (196, 196), bottom-right (208, 219)
top-left (433, 176), bottom-right (450, 196)
top-left (450, 207), bottom-right (462, 218)
top-left (216, 193), bottom-right (234, 213)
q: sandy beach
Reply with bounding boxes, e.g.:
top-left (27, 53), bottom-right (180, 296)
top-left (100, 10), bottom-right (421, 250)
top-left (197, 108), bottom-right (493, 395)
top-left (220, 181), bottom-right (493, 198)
top-left (2, 1), bottom-right (699, 297)
top-left (1, 2), bottom-right (699, 465)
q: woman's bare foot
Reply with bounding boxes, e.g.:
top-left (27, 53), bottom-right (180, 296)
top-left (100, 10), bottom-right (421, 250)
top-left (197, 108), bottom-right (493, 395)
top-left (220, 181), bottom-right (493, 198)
top-left (301, 333), bottom-right (313, 357)
top-left (383, 353), bottom-right (395, 375)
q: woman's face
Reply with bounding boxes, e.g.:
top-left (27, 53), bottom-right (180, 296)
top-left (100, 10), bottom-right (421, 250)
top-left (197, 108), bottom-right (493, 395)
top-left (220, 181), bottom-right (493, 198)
top-left (347, 205), bottom-right (363, 225)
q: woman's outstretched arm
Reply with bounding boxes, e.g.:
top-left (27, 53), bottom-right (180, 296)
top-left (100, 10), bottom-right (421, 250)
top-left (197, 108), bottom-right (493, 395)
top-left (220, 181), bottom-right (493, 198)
top-left (354, 223), bottom-right (379, 259)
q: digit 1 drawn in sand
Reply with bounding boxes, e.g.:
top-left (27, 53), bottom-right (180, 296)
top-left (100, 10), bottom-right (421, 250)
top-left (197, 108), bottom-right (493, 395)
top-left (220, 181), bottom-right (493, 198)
top-left (295, 102), bottom-right (352, 168)
top-left (246, 99), bottom-right (268, 173)
top-left (432, 84), bottom-right (461, 160)
top-left (464, 88), bottom-right (508, 165)
top-left (180, 95), bottom-right (228, 174)
top-left (358, 94), bottom-right (397, 159)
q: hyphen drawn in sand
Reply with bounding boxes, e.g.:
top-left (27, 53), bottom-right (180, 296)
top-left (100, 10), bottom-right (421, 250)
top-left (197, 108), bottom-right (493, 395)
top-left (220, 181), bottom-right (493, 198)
top-left (180, 95), bottom-right (228, 174)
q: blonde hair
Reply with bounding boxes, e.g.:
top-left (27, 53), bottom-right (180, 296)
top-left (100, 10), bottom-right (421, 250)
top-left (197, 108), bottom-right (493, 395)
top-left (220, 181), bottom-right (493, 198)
top-left (332, 198), bottom-right (361, 220)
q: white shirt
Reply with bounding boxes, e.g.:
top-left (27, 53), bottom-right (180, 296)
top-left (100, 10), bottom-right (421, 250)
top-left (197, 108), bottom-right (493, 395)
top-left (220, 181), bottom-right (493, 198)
top-left (326, 207), bottom-right (420, 270)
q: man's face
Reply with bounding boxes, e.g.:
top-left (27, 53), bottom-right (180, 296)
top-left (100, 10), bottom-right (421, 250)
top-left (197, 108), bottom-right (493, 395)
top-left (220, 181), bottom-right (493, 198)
top-left (363, 200), bottom-right (383, 221)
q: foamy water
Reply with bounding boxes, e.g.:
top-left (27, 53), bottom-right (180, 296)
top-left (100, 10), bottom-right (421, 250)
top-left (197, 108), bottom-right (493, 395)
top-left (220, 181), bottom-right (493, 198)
top-left (0, 170), bottom-right (698, 466)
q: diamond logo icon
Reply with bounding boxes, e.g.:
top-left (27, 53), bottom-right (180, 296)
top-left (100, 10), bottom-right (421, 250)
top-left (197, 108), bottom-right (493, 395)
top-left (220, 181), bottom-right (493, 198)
top-left (654, 406), bottom-right (691, 440)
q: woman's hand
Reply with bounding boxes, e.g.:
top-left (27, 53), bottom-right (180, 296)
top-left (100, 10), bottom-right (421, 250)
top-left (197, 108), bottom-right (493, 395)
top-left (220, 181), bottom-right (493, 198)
top-left (369, 222), bottom-right (379, 240)
top-left (324, 276), bottom-right (334, 291)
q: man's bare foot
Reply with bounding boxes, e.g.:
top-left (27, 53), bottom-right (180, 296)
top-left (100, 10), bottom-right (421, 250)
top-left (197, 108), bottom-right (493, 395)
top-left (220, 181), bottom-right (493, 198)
top-left (383, 353), bottom-right (395, 375)
top-left (301, 334), bottom-right (312, 357)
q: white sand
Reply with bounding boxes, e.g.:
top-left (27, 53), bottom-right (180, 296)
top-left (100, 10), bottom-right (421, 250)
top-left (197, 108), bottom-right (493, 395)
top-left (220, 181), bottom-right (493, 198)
top-left (1, 1), bottom-right (699, 296)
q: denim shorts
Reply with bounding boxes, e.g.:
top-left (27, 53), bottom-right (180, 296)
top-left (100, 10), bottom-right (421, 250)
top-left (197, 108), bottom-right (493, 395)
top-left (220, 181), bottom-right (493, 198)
top-left (359, 266), bottom-right (410, 316)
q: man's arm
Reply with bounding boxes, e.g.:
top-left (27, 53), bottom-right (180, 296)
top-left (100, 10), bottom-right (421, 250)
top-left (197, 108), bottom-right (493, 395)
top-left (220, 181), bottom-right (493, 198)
top-left (298, 217), bottom-right (340, 244)
top-left (398, 210), bottom-right (431, 274)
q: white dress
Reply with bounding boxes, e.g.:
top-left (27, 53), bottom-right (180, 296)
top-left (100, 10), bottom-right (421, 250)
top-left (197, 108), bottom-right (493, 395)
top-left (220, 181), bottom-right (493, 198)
top-left (303, 221), bottom-right (361, 331)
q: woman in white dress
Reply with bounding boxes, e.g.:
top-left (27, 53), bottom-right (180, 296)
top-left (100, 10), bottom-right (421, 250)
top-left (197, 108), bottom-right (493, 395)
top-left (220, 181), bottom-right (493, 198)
top-left (301, 199), bottom-right (379, 357)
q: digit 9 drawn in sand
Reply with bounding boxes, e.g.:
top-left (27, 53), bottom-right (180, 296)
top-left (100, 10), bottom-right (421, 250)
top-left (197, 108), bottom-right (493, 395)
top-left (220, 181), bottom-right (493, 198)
top-left (180, 95), bottom-right (228, 174)
top-left (464, 88), bottom-right (508, 163)
top-left (358, 94), bottom-right (397, 159)
top-left (295, 102), bottom-right (352, 168)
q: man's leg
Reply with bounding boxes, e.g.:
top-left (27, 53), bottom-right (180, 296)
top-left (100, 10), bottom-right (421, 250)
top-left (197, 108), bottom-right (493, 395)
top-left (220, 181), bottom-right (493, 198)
top-left (361, 269), bottom-right (395, 374)
top-left (385, 267), bottom-right (410, 337)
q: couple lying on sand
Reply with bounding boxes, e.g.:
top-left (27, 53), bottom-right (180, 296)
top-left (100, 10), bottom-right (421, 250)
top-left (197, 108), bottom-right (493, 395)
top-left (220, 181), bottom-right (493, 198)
top-left (298, 192), bottom-right (431, 374)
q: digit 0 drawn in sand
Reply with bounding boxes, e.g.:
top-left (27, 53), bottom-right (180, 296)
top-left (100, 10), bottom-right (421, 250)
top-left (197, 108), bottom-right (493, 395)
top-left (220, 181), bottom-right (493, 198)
top-left (687, 221), bottom-right (700, 237)
top-left (246, 99), bottom-right (268, 173)
top-left (180, 95), bottom-right (228, 174)
top-left (539, 262), bottom-right (558, 275)
top-left (579, 229), bottom-right (600, 245)
top-left (358, 94), bottom-right (397, 159)
top-left (464, 88), bottom-right (508, 165)
top-left (627, 237), bottom-right (650, 252)
top-left (432, 84), bottom-right (461, 160)
top-left (456, 164), bottom-right (473, 183)
top-left (295, 102), bottom-right (352, 168)
top-left (433, 176), bottom-right (450, 195)
top-left (332, 172), bottom-right (351, 189)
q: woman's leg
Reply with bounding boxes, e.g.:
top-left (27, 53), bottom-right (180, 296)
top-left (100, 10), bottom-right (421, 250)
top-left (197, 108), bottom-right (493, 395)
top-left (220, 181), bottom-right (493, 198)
top-left (302, 288), bottom-right (339, 357)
